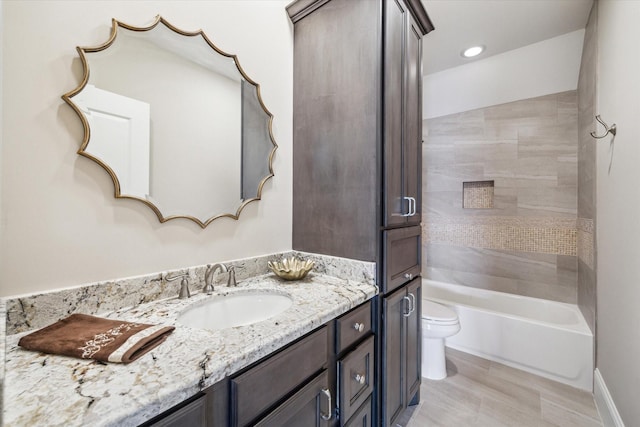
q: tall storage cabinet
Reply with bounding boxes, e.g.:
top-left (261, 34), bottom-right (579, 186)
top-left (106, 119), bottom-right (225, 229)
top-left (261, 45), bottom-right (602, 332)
top-left (287, 0), bottom-right (433, 425)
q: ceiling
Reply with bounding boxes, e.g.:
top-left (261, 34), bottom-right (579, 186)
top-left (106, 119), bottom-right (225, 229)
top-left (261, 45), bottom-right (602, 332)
top-left (421, 0), bottom-right (594, 75)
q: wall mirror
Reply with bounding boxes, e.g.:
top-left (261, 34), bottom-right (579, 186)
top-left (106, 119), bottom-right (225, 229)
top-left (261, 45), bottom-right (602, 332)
top-left (63, 16), bottom-right (277, 227)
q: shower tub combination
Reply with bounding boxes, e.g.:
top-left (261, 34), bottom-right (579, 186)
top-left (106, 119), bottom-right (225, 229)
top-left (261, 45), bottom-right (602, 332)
top-left (423, 279), bottom-right (594, 391)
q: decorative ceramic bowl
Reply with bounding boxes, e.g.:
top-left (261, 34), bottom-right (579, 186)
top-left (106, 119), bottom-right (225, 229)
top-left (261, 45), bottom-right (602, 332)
top-left (268, 257), bottom-right (315, 281)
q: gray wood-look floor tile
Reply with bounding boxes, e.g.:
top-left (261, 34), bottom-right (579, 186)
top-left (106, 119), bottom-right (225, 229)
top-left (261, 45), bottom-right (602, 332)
top-left (397, 348), bottom-right (603, 427)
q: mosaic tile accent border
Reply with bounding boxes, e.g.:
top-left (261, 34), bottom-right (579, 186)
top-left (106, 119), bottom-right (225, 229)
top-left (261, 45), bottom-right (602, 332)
top-left (577, 218), bottom-right (595, 269)
top-left (577, 217), bottom-right (594, 234)
top-left (423, 215), bottom-right (577, 256)
top-left (463, 181), bottom-right (494, 209)
top-left (426, 215), bottom-right (577, 228)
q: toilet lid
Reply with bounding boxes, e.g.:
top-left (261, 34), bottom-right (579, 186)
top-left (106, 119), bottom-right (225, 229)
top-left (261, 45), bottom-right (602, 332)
top-left (423, 300), bottom-right (458, 322)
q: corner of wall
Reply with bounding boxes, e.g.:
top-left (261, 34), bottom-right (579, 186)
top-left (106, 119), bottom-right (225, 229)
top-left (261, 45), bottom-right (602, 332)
top-left (0, 2), bottom-right (4, 425)
top-left (0, 0), bottom-right (4, 288)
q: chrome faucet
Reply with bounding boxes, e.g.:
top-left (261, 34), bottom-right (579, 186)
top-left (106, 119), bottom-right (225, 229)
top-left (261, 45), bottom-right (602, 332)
top-left (204, 263), bottom-right (227, 295)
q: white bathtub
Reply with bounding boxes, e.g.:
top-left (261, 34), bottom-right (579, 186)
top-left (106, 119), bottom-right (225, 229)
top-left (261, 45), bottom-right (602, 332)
top-left (423, 279), bottom-right (594, 391)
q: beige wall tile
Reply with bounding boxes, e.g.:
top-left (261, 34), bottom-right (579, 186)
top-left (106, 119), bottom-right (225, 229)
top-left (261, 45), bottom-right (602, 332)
top-left (423, 91), bottom-right (579, 301)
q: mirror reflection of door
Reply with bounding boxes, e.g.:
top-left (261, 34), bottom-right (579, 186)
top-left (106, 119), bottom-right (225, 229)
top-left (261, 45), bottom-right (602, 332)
top-left (75, 85), bottom-right (151, 198)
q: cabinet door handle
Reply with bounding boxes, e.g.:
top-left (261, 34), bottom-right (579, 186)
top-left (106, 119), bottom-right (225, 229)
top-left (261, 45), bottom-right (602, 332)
top-left (404, 273), bottom-right (413, 280)
top-left (408, 292), bottom-right (416, 315)
top-left (320, 388), bottom-right (332, 421)
top-left (353, 322), bottom-right (365, 333)
top-left (402, 196), bottom-right (412, 217)
top-left (354, 373), bottom-right (366, 385)
top-left (409, 196), bottom-right (417, 216)
top-left (402, 296), bottom-right (411, 317)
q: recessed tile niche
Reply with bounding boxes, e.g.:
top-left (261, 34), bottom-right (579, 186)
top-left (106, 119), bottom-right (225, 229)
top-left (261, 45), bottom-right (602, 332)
top-left (462, 180), bottom-right (494, 209)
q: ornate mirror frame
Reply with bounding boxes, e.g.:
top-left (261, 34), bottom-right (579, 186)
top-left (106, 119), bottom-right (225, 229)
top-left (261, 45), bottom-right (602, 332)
top-left (62, 16), bottom-right (278, 228)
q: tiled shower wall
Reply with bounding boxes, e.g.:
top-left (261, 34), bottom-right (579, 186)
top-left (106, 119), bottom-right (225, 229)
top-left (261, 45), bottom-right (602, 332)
top-left (423, 91), bottom-right (579, 303)
top-left (577, 2), bottom-right (597, 333)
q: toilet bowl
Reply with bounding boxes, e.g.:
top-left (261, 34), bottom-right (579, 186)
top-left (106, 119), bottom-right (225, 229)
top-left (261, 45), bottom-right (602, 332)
top-left (422, 299), bottom-right (460, 380)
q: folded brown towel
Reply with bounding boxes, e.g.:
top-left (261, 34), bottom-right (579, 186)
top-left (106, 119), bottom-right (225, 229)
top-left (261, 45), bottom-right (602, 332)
top-left (18, 313), bottom-right (175, 363)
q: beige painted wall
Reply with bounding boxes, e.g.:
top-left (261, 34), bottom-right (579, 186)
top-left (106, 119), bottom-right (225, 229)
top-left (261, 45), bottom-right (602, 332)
top-left (0, 1), bottom-right (293, 297)
top-left (596, 1), bottom-right (640, 425)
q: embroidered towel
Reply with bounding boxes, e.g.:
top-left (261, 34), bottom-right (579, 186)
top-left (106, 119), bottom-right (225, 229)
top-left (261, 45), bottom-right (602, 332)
top-left (18, 313), bottom-right (175, 363)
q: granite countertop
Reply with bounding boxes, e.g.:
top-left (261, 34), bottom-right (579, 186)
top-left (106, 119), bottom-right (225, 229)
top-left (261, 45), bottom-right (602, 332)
top-left (4, 272), bottom-right (377, 427)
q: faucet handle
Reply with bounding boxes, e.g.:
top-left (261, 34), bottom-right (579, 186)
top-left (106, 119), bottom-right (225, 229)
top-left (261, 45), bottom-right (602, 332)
top-left (178, 278), bottom-right (190, 299)
top-left (166, 273), bottom-right (190, 299)
top-left (227, 266), bottom-right (237, 287)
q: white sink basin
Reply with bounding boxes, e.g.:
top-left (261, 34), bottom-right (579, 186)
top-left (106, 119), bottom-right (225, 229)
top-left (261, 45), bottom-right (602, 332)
top-left (177, 292), bottom-right (293, 330)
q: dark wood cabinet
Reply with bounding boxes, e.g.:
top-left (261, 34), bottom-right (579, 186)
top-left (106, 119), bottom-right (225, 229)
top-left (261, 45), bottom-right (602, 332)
top-left (343, 396), bottom-right (372, 427)
top-left (146, 395), bottom-right (207, 427)
top-left (383, 0), bottom-right (423, 229)
top-left (381, 279), bottom-right (421, 427)
top-left (254, 371), bottom-right (332, 427)
top-left (335, 299), bottom-right (373, 353)
top-left (338, 337), bottom-right (375, 423)
top-left (335, 301), bottom-right (375, 426)
top-left (231, 327), bottom-right (328, 426)
top-left (288, 0), bottom-right (432, 264)
top-left (141, 300), bottom-right (376, 427)
top-left (288, 0), bottom-right (432, 425)
top-left (405, 279), bottom-right (422, 403)
top-left (382, 226), bottom-right (422, 294)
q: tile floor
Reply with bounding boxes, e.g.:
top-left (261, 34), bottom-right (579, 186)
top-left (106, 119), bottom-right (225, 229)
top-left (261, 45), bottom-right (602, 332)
top-left (397, 348), bottom-right (603, 427)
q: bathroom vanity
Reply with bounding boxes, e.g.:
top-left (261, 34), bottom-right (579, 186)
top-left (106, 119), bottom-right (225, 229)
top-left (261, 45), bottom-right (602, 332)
top-left (146, 299), bottom-right (375, 427)
top-left (3, 253), bottom-right (377, 426)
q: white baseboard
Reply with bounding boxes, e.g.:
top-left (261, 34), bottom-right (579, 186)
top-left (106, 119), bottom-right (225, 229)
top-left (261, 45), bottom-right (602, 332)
top-left (594, 368), bottom-right (625, 427)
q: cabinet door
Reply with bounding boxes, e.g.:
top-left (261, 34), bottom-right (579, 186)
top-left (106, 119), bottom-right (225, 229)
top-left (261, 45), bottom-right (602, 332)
top-left (383, 0), bottom-right (408, 228)
top-left (405, 279), bottom-right (422, 402)
top-left (381, 286), bottom-right (409, 426)
top-left (254, 370), bottom-right (332, 427)
top-left (404, 13), bottom-right (423, 227)
top-left (343, 396), bottom-right (372, 427)
top-left (381, 279), bottom-right (421, 426)
top-left (384, 0), bottom-right (423, 228)
top-left (147, 395), bottom-right (206, 427)
top-left (382, 226), bottom-right (421, 294)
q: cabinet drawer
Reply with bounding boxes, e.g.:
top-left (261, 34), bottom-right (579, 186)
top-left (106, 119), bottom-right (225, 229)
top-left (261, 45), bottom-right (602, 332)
top-left (254, 370), bottom-right (331, 427)
top-left (231, 326), bottom-right (328, 426)
top-left (338, 336), bottom-right (375, 424)
top-left (335, 300), bottom-right (372, 353)
top-left (343, 396), bottom-right (372, 427)
top-left (382, 225), bottom-right (421, 294)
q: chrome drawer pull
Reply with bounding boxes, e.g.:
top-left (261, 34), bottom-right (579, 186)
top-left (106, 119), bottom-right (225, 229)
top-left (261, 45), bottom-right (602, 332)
top-left (353, 322), bottom-right (365, 333)
top-left (320, 388), bottom-right (332, 420)
top-left (354, 373), bottom-right (366, 385)
top-left (404, 273), bottom-right (413, 280)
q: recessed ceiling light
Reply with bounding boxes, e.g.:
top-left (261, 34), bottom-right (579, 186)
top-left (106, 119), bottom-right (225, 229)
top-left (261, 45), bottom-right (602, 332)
top-left (462, 45), bottom-right (484, 58)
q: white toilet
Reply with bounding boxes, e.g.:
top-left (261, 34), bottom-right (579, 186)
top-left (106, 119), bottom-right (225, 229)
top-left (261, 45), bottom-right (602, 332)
top-left (422, 299), bottom-right (461, 380)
